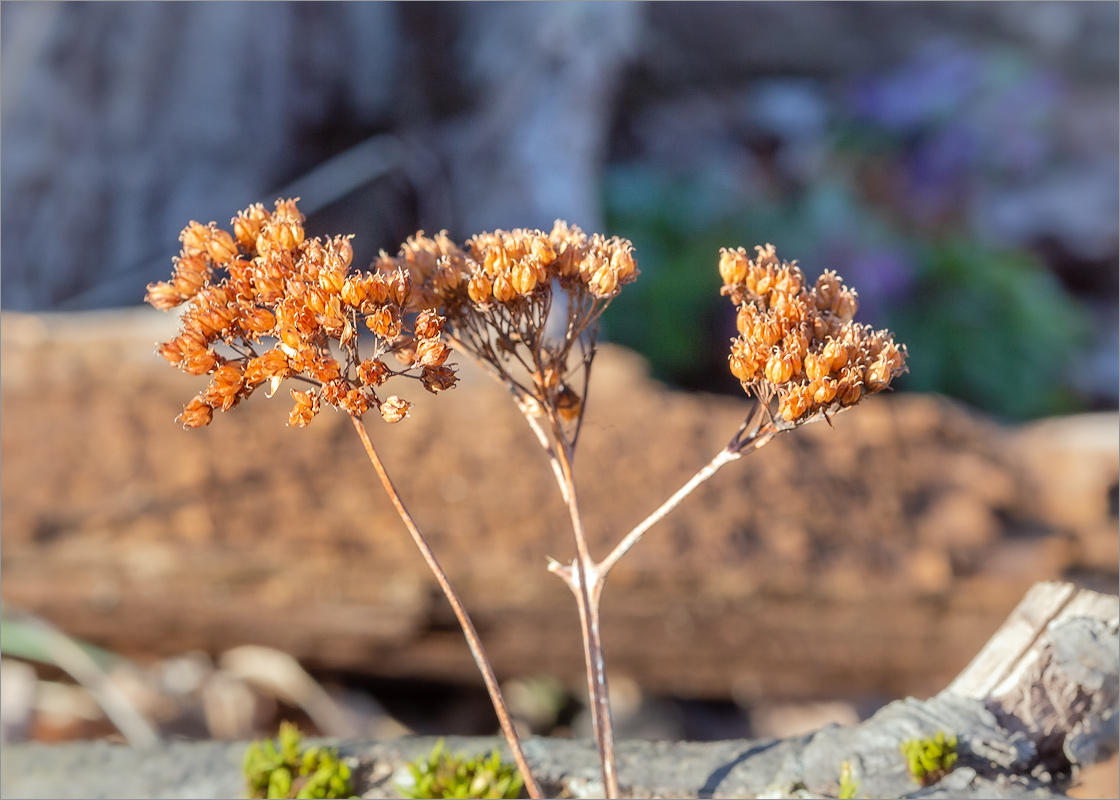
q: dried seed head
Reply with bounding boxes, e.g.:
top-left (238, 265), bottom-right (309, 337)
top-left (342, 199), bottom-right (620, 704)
top-left (468, 271), bottom-right (493, 304)
top-left (416, 338), bottom-right (450, 367)
top-left (722, 245), bottom-right (906, 424)
top-left (379, 395), bottom-right (411, 423)
top-left (719, 247), bottom-right (750, 286)
top-left (288, 389), bottom-right (320, 427)
top-left (421, 365), bottom-right (458, 393)
top-left (178, 396), bottom-right (214, 428)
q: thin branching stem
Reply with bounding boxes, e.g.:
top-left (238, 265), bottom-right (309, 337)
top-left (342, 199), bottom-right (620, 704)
top-left (553, 439), bottom-right (619, 799)
top-left (348, 415), bottom-right (542, 800)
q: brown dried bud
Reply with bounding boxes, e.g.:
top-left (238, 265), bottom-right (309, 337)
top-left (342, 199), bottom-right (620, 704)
top-left (421, 365), bottom-right (458, 393)
top-left (180, 221), bottom-right (212, 255)
top-left (812, 377), bottom-right (839, 405)
top-left (416, 339), bottom-right (450, 367)
top-left (590, 264), bottom-right (619, 297)
top-left (611, 244), bottom-right (637, 280)
top-left (468, 272), bottom-right (493, 304)
top-left (146, 281), bottom-right (187, 310)
top-left (288, 389), bottom-right (320, 427)
top-left (832, 289), bottom-right (858, 323)
top-left (389, 269), bottom-right (412, 307)
top-left (511, 261), bottom-right (539, 295)
top-left (366, 306), bottom-right (402, 339)
top-left (719, 248), bottom-right (750, 286)
top-left (804, 351), bottom-right (830, 382)
top-left (307, 355), bottom-right (342, 383)
top-left (233, 203), bottom-right (269, 250)
top-left (492, 273), bottom-right (517, 303)
top-left (182, 348), bottom-right (220, 376)
top-left (413, 310), bottom-right (445, 339)
top-left (865, 355), bottom-right (894, 392)
top-left (207, 228), bottom-right (239, 264)
top-left (379, 395), bottom-right (411, 423)
top-left (821, 338), bottom-right (849, 372)
top-left (243, 306), bottom-right (276, 335)
top-left (204, 363), bottom-right (244, 412)
top-left (815, 270), bottom-right (842, 311)
top-left (178, 396), bottom-right (214, 428)
top-left (729, 346), bottom-right (759, 383)
top-left (779, 385), bottom-right (812, 422)
top-left (358, 358), bottom-right (391, 387)
top-left (765, 350), bottom-right (795, 385)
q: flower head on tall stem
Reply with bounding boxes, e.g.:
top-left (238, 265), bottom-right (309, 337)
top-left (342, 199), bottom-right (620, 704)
top-left (720, 244), bottom-right (908, 450)
top-left (146, 199), bottom-right (458, 429)
top-left (385, 222), bottom-right (638, 451)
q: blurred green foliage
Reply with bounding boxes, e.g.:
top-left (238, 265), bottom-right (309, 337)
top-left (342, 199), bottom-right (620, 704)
top-left (244, 722), bottom-right (355, 800)
top-left (602, 161), bottom-right (1089, 421)
top-left (900, 731), bottom-right (958, 786)
top-left (395, 739), bottom-right (524, 800)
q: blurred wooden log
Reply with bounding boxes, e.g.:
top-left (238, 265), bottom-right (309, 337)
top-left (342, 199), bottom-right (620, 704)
top-left (1, 310), bottom-right (1117, 704)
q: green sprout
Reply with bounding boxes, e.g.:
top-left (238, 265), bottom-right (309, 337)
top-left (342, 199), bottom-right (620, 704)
top-left (243, 721), bottom-right (356, 799)
top-left (395, 739), bottom-right (524, 799)
top-left (837, 760), bottom-right (859, 799)
top-left (900, 731), bottom-right (958, 786)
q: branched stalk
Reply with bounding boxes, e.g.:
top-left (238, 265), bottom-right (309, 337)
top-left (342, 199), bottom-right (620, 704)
top-left (349, 416), bottom-right (542, 800)
top-left (553, 440), bottom-right (619, 798)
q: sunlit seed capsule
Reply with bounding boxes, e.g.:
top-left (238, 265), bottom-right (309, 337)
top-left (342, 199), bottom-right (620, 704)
top-left (207, 228), bottom-right (238, 264)
top-left (389, 270), bottom-right (412, 306)
top-left (590, 265), bottom-right (618, 297)
top-left (804, 352), bottom-right (829, 382)
top-left (468, 272), bottom-right (493, 304)
top-left (178, 396), bottom-right (214, 428)
top-left (765, 350), bottom-right (794, 384)
top-left (736, 304), bottom-right (757, 335)
top-left (838, 378), bottom-right (862, 407)
top-left (379, 395), bottom-right (411, 423)
top-left (822, 339), bottom-right (849, 372)
top-left (492, 273), bottom-right (517, 303)
top-left (511, 261), bottom-right (538, 295)
top-left (778, 388), bottom-right (811, 422)
top-left (812, 377), bottom-right (838, 405)
top-left (413, 310), bottom-right (444, 339)
top-left (719, 248), bottom-right (749, 286)
top-left (420, 365), bottom-right (457, 393)
top-left (611, 245), bottom-right (636, 279)
top-left (180, 221), bottom-right (211, 255)
top-left (865, 356), bottom-right (893, 392)
top-left (416, 339), bottom-right (450, 367)
top-left (729, 351), bottom-right (757, 382)
top-left (756, 319), bottom-right (783, 347)
top-left (815, 269), bottom-right (842, 311)
top-left (832, 288), bottom-right (858, 323)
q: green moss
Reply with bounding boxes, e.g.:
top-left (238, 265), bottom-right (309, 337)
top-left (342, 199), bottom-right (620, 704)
top-left (900, 731), bottom-right (958, 786)
top-left (837, 760), bottom-right (859, 799)
top-left (395, 739), bottom-right (524, 799)
top-left (243, 721), bottom-right (356, 799)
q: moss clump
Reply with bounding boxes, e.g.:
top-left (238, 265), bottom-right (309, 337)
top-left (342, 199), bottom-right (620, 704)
top-left (837, 760), bottom-right (859, 799)
top-left (243, 721), bottom-right (356, 799)
top-left (900, 731), bottom-right (958, 786)
top-left (395, 739), bottom-right (524, 799)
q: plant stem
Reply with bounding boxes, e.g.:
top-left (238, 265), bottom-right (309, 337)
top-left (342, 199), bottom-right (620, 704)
top-left (554, 442), bottom-right (620, 799)
top-left (598, 448), bottom-right (740, 580)
top-left (349, 415), bottom-right (542, 800)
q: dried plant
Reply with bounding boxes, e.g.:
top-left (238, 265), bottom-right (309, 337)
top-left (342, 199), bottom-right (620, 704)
top-left (148, 199), bottom-right (907, 799)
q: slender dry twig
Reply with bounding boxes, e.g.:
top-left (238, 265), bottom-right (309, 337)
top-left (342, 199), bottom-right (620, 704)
top-left (350, 415), bottom-right (542, 800)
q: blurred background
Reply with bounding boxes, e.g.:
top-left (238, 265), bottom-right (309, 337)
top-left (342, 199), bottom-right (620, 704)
top-left (1, 1), bottom-right (1117, 792)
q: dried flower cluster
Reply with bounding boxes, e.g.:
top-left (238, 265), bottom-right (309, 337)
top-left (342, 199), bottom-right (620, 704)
top-left (382, 222), bottom-right (639, 431)
top-left (146, 199), bottom-right (456, 429)
top-left (720, 244), bottom-right (907, 423)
